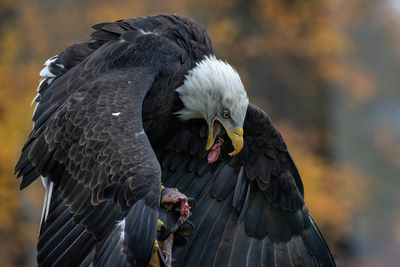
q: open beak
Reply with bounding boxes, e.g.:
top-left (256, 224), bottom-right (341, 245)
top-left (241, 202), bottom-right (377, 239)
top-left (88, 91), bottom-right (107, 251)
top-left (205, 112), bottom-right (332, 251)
top-left (206, 119), bottom-right (244, 156)
top-left (226, 127), bottom-right (243, 156)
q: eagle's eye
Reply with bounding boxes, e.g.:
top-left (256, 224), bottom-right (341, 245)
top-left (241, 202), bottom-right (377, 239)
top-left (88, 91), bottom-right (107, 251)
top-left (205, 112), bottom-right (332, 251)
top-left (221, 109), bottom-right (230, 119)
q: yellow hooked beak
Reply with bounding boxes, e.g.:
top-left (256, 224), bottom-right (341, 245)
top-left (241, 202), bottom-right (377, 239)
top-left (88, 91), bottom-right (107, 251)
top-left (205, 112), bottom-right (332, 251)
top-left (206, 120), bottom-right (244, 156)
top-left (226, 127), bottom-right (243, 156)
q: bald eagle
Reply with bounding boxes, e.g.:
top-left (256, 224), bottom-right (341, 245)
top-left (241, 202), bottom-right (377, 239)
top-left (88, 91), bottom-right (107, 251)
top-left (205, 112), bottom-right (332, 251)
top-left (15, 15), bottom-right (336, 267)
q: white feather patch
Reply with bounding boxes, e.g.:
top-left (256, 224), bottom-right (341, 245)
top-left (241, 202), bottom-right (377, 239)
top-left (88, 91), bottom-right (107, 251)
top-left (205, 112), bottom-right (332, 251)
top-left (135, 130), bottom-right (145, 137)
top-left (31, 94), bottom-right (40, 106)
top-left (44, 55), bottom-right (58, 66)
top-left (32, 55), bottom-right (60, 122)
top-left (36, 78), bottom-right (46, 92)
top-left (112, 112), bottom-right (121, 116)
top-left (139, 29), bottom-right (154, 35)
top-left (32, 78), bottom-right (47, 106)
top-left (39, 66), bottom-right (56, 78)
top-left (39, 177), bottom-right (54, 229)
top-left (116, 219), bottom-right (126, 242)
top-left (45, 182), bottom-right (54, 220)
top-left (39, 55), bottom-right (58, 78)
top-left (41, 176), bottom-right (48, 189)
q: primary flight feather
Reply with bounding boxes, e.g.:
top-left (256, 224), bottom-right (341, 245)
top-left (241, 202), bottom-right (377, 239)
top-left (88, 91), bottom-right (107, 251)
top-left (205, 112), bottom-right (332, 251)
top-left (15, 14), bottom-right (336, 267)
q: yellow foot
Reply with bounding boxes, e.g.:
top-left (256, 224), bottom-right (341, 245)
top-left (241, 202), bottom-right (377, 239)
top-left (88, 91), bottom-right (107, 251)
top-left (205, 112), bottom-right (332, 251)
top-left (157, 219), bottom-right (164, 231)
top-left (149, 240), bottom-right (161, 267)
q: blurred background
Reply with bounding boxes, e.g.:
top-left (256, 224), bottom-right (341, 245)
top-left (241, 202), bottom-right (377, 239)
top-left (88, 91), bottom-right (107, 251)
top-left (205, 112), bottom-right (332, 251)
top-left (1, 0), bottom-right (399, 266)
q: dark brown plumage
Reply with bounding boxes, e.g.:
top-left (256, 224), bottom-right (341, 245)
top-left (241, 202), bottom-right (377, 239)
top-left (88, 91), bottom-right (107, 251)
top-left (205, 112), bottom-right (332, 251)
top-left (15, 14), bottom-right (335, 267)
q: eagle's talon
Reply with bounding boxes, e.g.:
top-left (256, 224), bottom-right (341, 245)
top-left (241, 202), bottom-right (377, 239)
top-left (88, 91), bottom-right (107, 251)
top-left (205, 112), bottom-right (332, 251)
top-left (149, 240), bottom-right (161, 267)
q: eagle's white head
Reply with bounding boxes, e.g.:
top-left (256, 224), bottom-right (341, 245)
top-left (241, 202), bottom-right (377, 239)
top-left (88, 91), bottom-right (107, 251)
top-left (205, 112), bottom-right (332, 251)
top-left (175, 55), bottom-right (249, 156)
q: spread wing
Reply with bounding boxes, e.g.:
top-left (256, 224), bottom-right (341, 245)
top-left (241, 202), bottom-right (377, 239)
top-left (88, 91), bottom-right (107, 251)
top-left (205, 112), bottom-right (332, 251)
top-left (15, 25), bottom-right (185, 266)
top-left (158, 104), bottom-right (336, 267)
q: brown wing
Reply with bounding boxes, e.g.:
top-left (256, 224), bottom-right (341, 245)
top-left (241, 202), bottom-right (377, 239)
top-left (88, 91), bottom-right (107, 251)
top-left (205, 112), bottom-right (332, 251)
top-left (15, 28), bottom-right (187, 266)
top-left (15, 14), bottom-right (215, 266)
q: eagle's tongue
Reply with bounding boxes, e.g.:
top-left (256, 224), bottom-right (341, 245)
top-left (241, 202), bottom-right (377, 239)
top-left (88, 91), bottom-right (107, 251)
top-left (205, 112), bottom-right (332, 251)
top-left (207, 138), bottom-right (224, 164)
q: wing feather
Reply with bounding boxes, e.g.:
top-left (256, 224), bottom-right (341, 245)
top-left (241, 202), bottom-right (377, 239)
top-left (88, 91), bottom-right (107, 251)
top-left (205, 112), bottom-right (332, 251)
top-left (15, 28), bottom-right (188, 266)
top-left (158, 104), bottom-right (336, 266)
